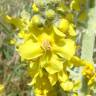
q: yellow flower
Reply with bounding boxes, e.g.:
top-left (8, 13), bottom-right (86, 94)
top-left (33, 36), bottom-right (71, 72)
top-left (82, 63), bottom-right (94, 79)
top-left (5, 2), bottom-right (90, 96)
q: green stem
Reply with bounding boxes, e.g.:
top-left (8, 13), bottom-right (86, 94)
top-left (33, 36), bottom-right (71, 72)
top-left (80, 0), bottom-right (96, 95)
top-left (81, 0), bottom-right (95, 63)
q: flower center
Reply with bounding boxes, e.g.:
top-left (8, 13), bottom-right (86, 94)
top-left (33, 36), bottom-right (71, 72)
top-left (41, 40), bottom-right (51, 51)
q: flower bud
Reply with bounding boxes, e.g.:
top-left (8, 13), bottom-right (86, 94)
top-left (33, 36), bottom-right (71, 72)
top-left (45, 9), bottom-right (55, 20)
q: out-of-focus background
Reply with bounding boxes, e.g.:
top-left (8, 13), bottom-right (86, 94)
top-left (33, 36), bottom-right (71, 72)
top-left (0, 0), bottom-right (33, 96)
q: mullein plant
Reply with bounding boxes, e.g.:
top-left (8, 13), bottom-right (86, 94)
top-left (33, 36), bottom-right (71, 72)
top-left (3, 0), bottom-right (95, 96)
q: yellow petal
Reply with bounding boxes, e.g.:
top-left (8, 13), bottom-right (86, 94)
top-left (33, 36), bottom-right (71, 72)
top-left (48, 74), bottom-right (57, 86)
top-left (88, 74), bottom-right (96, 86)
top-left (70, 56), bottom-right (86, 67)
top-left (28, 61), bottom-right (44, 85)
top-left (60, 81), bottom-right (73, 91)
top-left (28, 72), bottom-right (39, 85)
top-left (45, 54), bottom-right (63, 74)
top-left (18, 40), bottom-right (42, 60)
top-left (53, 26), bottom-right (66, 37)
top-left (58, 71), bottom-right (68, 82)
top-left (58, 19), bottom-right (69, 33)
top-left (73, 80), bottom-right (81, 91)
top-left (57, 39), bottom-right (76, 60)
top-left (40, 53), bottom-right (51, 68)
top-left (68, 24), bottom-right (76, 36)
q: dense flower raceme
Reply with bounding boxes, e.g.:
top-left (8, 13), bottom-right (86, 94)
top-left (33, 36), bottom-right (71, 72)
top-left (4, 0), bottom-right (95, 96)
top-left (4, 15), bottom-right (87, 96)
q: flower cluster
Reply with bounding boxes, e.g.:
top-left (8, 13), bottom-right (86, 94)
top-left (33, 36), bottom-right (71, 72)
top-left (4, 0), bottom-right (94, 96)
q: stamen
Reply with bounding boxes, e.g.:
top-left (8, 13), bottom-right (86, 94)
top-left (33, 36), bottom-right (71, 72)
top-left (41, 40), bottom-right (51, 51)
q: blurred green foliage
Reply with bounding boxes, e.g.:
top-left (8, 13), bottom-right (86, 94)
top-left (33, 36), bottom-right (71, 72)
top-left (0, 0), bottom-right (33, 96)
